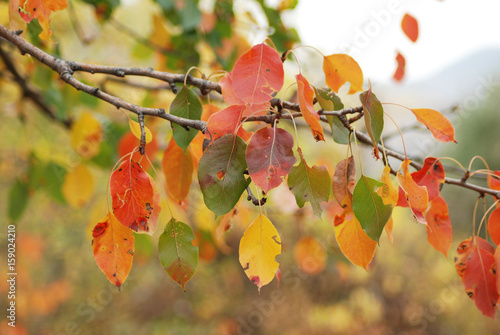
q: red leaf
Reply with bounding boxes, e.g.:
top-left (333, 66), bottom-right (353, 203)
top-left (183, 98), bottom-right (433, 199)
top-left (296, 73), bottom-right (324, 141)
top-left (401, 13), bottom-right (419, 43)
top-left (487, 171), bottom-right (500, 192)
top-left (393, 52), bottom-right (406, 82)
top-left (110, 159), bottom-right (155, 234)
top-left (397, 159), bottom-right (428, 223)
top-left (488, 206), bottom-right (500, 246)
top-left (219, 72), bottom-right (244, 105)
top-left (117, 131), bottom-right (159, 172)
top-left (18, 0), bottom-right (67, 40)
top-left (411, 157), bottom-right (445, 202)
top-left (463, 247), bottom-right (499, 318)
top-left (425, 195), bottom-right (452, 257)
top-left (232, 43), bottom-right (284, 104)
top-left (246, 127), bottom-right (296, 193)
top-left (455, 237), bottom-right (495, 280)
top-left (205, 105), bottom-right (252, 144)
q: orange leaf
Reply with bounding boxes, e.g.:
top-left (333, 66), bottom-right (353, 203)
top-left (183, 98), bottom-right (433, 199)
top-left (18, 0), bottom-right (68, 40)
top-left (455, 237), bottom-right (494, 280)
top-left (397, 159), bottom-right (428, 223)
top-left (323, 54), bottom-right (364, 94)
top-left (332, 156), bottom-right (356, 205)
top-left (334, 201), bottom-right (376, 270)
top-left (393, 51), bottom-right (406, 82)
top-left (401, 13), bottom-right (418, 43)
top-left (205, 105), bottom-right (252, 144)
top-left (162, 138), bottom-right (194, 202)
top-left (110, 159), bottom-right (155, 234)
top-left (293, 236), bottom-right (327, 275)
top-left (117, 131), bottom-right (159, 172)
top-left (384, 217), bottom-right (394, 244)
top-left (425, 195), bottom-right (452, 257)
top-left (92, 213), bottom-right (134, 289)
top-left (410, 108), bottom-right (456, 143)
top-left (296, 73), bottom-right (324, 141)
top-left (232, 43), bottom-right (284, 104)
top-left (487, 171), bottom-right (500, 192)
top-left (488, 206), bottom-right (500, 245)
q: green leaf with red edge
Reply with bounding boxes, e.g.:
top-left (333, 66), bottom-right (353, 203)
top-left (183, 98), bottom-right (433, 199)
top-left (18, 0), bottom-right (68, 40)
top-left (401, 13), bottom-right (419, 43)
top-left (296, 73), bottom-right (324, 141)
top-left (246, 127), bottom-right (296, 193)
top-left (393, 51), bottom-right (406, 82)
top-left (287, 148), bottom-right (331, 217)
top-left (162, 138), bottom-right (194, 202)
top-left (332, 156), bottom-right (356, 206)
top-left (359, 89), bottom-right (384, 158)
top-left (110, 159), bottom-right (156, 235)
top-left (170, 87), bottom-right (203, 152)
top-left (463, 246), bottom-right (499, 318)
top-left (323, 54), bottom-right (364, 94)
top-left (410, 108), bottom-right (456, 143)
top-left (352, 175), bottom-right (393, 242)
top-left (232, 43), bottom-right (284, 104)
top-left (158, 218), bottom-right (199, 291)
top-left (334, 200), bottom-right (377, 270)
top-left (205, 105), bottom-right (252, 144)
top-left (397, 159), bottom-right (428, 223)
top-left (488, 206), bottom-right (500, 245)
top-left (92, 213), bottom-right (134, 290)
top-left (455, 237), bottom-right (495, 280)
top-left (425, 195), bottom-right (452, 257)
top-left (487, 171), bottom-right (500, 192)
top-left (411, 157), bottom-right (445, 202)
top-left (198, 134), bottom-right (250, 216)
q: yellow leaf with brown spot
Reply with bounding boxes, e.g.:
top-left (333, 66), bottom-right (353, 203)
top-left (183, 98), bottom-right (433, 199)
top-left (70, 112), bottom-right (102, 159)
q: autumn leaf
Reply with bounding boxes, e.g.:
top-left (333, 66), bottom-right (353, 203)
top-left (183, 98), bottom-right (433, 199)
top-left (323, 54), bottom-right (363, 94)
top-left (296, 73), bottom-right (324, 141)
top-left (158, 218), bottom-right (199, 291)
top-left (92, 213), bottom-right (134, 290)
top-left (352, 175), bottom-right (393, 242)
top-left (397, 159), bottom-right (428, 223)
top-left (463, 246), bottom-right (499, 318)
top-left (359, 89), bottom-right (384, 158)
top-left (198, 134), bottom-right (250, 216)
top-left (334, 201), bottom-right (377, 270)
top-left (425, 195), bottom-right (452, 257)
top-left (246, 127), bottom-right (296, 193)
top-left (411, 157), bottom-right (446, 202)
top-left (332, 156), bottom-right (356, 205)
top-left (314, 87), bottom-right (349, 144)
top-left (232, 43), bottom-right (284, 104)
top-left (287, 148), bottom-right (331, 218)
top-left (488, 206), bottom-right (500, 246)
top-left (401, 13), bottom-right (419, 43)
top-left (219, 72), bottom-right (244, 105)
top-left (61, 163), bottom-right (94, 208)
top-left (205, 105), bottom-right (252, 144)
top-left (110, 159), bottom-right (155, 234)
top-left (162, 138), bottom-right (194, 202)
top-left (70, 111), bottom-right (102, 159)
top-left (170, 87), bottom-right (203, 152)
top-left (18, 0), bottom-right (68, 40)
top-left (293, 236), bottom-right (327, 275)
top-left (487, 171), bottom-right (500, 192)
top-left (239, 214), bottom-right (281, 291)
top-left (410, 108), bottom-right (456, 143)
top-left (393, 52), bottom-right (406, 82)
top-left (455, 237), bottom-right (495, 280)
top-left (128, 119), bottom-right (153, 144)
top-left (385, 217), bottom-right (394, 243)
top-left (117, 131), bottom-right (159, 172)
top-left (377, 165), bottom-right (399, 206)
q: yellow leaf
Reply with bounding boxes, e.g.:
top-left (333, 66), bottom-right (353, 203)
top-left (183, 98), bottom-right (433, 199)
top-left (239, 214), bottom-right (281, 291)
top-left (323, 54), bottom-right (364, 94)
top-left (334, 202), bottom-right (376, 270)
top-left (377, 165), bottom-right (398, 206)
top-left (129, 119), bottom-right (153, 144)
top-left (410, 108), bottom-right (456, 143)
top-left (70, 111), bottom-right (102, 159)
top-left (62, 163), bottom-right (94, 207)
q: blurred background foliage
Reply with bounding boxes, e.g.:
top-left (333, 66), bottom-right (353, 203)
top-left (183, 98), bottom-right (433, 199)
top-left (1, 0), bottom-right (500, 334)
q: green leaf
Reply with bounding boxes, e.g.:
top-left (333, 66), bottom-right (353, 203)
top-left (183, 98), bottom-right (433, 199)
top-left (359, 90), bottom-right (384, 156)
top-left (352, 176), bottom-right (392, 242)
top-left (313, 87), bottom-right (350, 144)
top-left (287, 148), bottom-right (331, 217)
top-left (180, 0), bottom-right (202, 31)
top-left (170, 87), bottom-right (203, 152)
top-left (8, 178), bottom-right (30, 222)
top-left (158, 218), bottom-right (199, 291)
top-left (198, 134), bottom-right (250, 216)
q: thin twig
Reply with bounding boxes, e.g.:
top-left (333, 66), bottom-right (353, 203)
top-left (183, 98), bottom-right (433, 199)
top-left (246, 186), bottom-right (267, 206)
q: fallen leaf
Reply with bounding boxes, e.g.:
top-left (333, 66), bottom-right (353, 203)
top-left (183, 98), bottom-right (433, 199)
top-left (393, 51), bottom-right (406, 82)
top-left (401, 13), bottom-right (419, 43)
